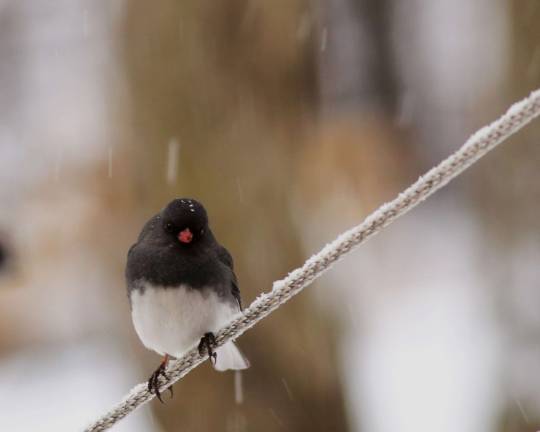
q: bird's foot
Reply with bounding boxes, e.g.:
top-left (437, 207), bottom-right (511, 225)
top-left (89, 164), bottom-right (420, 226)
top-left (198, 332), bottom-right (217, 365)
top-left (147, 355), bottom-right (173, 403)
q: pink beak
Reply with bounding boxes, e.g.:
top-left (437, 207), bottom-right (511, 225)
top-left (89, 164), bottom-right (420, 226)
top-left (178, 228), bottom-right (193, 243)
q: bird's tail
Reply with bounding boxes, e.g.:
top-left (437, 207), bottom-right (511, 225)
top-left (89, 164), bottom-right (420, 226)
top-left (214, 341), bottom-right (249, 371)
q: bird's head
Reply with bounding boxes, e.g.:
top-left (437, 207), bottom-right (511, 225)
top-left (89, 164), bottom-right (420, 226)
top-left (160, 198), bottom-right (209, 245)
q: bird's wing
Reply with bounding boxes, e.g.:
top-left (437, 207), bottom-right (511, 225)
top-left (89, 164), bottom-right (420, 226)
top-left (216, 245), bottom-right (242, 310)
top-left (127, 242), bottom-right (137, 258)
top-left (126, 214), bottom-right (160, 261)
top-left (136, 214), bottom-right (161, 243)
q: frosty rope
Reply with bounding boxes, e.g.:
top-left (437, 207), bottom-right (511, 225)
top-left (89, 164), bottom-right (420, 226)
top-left (85, 89), bottom-right (540, 432)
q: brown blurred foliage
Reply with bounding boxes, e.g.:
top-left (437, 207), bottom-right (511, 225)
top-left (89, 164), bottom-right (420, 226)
top-left (114, 1), bottom-right (348, 430)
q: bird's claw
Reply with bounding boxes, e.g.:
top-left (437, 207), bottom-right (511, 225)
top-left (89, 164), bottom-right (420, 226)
top-left (198, 332), bottom-right (217, 365)
top-left (147, 361), bottom-right (173, 403)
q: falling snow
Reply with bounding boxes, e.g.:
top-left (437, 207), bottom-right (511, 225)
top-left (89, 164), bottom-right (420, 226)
top-left (166, 138), bottom-right (180, 185)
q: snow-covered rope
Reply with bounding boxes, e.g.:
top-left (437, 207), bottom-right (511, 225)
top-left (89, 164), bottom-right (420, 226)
top-left (84, 89), bottom-right (540, 432)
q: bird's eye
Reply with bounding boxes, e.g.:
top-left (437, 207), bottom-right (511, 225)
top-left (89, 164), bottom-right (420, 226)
top-left (164, 222), bottom-right (175, 233)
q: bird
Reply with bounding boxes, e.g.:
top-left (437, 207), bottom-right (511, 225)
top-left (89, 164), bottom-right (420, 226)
top-left (125, 198), bottom-right (249, 402)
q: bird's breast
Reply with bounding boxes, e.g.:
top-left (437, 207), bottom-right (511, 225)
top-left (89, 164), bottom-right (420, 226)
top-left (130, 282), bottom-right (238, 357)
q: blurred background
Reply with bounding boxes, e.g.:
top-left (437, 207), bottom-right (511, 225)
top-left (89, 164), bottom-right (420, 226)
top-left (0, 1), bottom-right (539, 431)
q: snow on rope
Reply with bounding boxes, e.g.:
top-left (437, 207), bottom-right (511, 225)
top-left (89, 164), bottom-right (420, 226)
top-left (84, 88), bottom-right (540, 432)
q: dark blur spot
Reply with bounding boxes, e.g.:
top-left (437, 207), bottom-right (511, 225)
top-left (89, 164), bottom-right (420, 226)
top-left (0, 240), bottom-right (9, 273)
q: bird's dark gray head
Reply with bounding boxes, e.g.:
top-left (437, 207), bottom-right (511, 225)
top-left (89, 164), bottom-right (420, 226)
top-left (160, 198), bottom-right (209, 245)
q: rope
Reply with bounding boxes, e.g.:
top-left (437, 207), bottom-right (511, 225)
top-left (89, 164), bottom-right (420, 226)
top-left (84, 88), bottom-right (540, 432)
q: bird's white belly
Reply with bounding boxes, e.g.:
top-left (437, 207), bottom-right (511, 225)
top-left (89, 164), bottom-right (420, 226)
top-left (130, 283), bottom-right (238, 357)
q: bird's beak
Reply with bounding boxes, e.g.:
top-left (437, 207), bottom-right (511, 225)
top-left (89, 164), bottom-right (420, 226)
top-left (178, 228), bottom-right (193, 243)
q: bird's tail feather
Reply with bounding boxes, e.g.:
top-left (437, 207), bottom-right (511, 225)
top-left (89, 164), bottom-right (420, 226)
top-left (214, 341), bottom-right (249, 371)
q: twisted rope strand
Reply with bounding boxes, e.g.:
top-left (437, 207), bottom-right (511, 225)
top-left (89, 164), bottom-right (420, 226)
top-left (85, 89), bottom-right (540, 432)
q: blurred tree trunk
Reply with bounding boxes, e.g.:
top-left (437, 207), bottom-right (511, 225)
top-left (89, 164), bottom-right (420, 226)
top-left (318, 0), bottom-right (396, 115)
top-left (119, 1), bottom-right (348, 431)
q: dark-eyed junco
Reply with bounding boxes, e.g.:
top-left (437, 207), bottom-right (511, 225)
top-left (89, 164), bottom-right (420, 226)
top-left (126, 198), bottom-right (249, 401)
